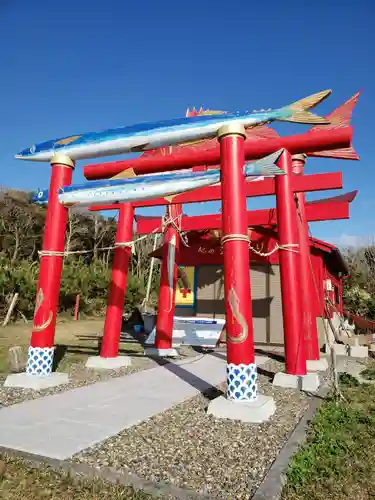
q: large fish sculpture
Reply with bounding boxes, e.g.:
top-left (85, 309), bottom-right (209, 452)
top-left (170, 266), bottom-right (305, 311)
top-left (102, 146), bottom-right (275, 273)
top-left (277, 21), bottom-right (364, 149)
top-left (32, 149), bottom-right (285, 207)
top-left (16, 90), bottom-right (331, 162)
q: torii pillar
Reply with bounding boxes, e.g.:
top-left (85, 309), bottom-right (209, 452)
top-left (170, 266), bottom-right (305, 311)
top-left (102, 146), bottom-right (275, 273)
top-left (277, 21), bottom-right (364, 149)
top-left (273, 150), bottom-right (320, 391)
top-left (86, 203), bottom-right (134, 370)
top-left (144, 204), bottom-right (182, 357)
top-left (207, 123), bottom-right (276, 423)
top-left (292, 154), bottom-right (328, 372)
top-left (5, 153), bottom-right (75, 390)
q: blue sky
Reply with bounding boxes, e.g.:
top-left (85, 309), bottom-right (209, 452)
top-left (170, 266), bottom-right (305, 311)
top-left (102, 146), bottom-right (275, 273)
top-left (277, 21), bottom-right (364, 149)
top-left (0, 0), bottom-right (373, 246)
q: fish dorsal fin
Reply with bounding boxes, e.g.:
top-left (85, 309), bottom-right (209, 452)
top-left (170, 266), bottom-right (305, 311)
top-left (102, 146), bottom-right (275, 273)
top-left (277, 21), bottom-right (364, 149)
top-left (186, 107), bottom-right (227, 117)
top-left (111, 168), bottom-right (137, 180)
top-left (197, 109), bottom-right (227, 116)
top-left (55, 135), bottom-right (82, 146)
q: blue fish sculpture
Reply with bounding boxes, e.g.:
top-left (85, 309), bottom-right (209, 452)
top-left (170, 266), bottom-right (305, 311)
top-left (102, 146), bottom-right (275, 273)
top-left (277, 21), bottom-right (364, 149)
top-left (31, 149), bottom-right (285, 207)
top-left (17, 90), bottom-right (330, 163)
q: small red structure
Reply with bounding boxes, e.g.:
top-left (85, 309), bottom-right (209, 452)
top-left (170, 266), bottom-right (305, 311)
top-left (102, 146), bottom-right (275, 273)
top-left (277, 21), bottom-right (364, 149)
top-left (144, 221), bottom-right (350, 350)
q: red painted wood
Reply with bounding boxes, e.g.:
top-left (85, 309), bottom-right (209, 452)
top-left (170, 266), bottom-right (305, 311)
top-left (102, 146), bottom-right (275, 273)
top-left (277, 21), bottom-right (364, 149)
top-left (100, 203), bottom-right (134, 357)
top-left (83, 127), bottom-right (352, 180)
top-left (220, 131), bottom-right (255, 366)
top-left (154, 204), bottom-right (182, 349)
top-left (31, 162), bottom-right (73, 349)
top-left (136, 201), bottom-right (350, 234)
top-left (275, 150), bottom-right (307, 375)
top-left (88, 172), bottom-right (343, 212)
top-left (74, 294), bottom-right (80, 321)
top-left (292, 156), bottom-right (320, 361)
top-left (307, 190), bottom-right (357, 205)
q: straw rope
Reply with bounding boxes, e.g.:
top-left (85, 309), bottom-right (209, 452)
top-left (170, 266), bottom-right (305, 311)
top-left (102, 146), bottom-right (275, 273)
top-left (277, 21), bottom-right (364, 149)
top-left (38, 210), bottom-right (191, 259)
top-left (220, 233), bottom-right (299, 256)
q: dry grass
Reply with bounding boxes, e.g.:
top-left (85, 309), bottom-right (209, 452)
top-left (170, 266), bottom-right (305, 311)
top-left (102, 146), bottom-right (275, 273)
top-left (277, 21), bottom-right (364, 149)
top-left (282, 368), bottom-right (375, 500)
top-left (0, 318), bottom-right (110, 374)
top-left (0, 455), bottom-right (152, 500)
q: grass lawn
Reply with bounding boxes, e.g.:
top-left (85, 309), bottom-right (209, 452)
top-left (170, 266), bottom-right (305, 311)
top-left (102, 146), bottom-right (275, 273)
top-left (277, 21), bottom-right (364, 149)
top-left (0, 455), bottom-right (152, 500)
top-left (0, 317), bottom-right (144, 375)
top-left (282, 371), bottom-right (375, 500)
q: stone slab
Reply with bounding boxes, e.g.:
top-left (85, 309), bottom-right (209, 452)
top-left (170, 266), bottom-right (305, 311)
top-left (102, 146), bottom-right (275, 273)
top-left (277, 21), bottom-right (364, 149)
top-left (306, 357), bottom-right (329, 372)
top-left (0, 353), bottom-right (226, 459)
top-left (349, 346), bottom-right (368, 358)
top-left (336, 357), bottom-right (366, 377)
top-left (207, 394), bottom-right (276, 423)
top-left (85, 356), bottom-right (132, 370)
top-left (332, 344), bottom-right (349, 356)
top-left (4, 372), bottom-right (69, 390)
top-left (273, 372), bottom-right (320, 392)
top-left (144, 347), bottom-right (180, 358)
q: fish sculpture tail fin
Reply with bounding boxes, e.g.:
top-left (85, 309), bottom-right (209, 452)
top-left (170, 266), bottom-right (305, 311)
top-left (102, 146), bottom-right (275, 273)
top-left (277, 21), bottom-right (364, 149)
top-left (244, 149), bottom-right (285, 177)
top-left (279, 89), bottom-right (332, 125)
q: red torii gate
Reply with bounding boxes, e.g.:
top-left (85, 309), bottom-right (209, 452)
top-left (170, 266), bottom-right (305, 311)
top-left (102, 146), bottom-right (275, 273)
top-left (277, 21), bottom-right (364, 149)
top-left (83, 95), bottom-right (358, 395)
top-left (23, 92), bottom-right (359, 408)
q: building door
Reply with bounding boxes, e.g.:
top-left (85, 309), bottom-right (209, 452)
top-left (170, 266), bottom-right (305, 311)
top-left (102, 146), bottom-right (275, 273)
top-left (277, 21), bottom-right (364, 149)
top-left (195, 264), bottom-right (284, 345)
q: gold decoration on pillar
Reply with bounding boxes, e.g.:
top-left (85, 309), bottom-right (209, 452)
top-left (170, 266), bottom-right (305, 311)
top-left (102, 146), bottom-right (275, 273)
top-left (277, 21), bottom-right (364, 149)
top-left (33, 288), bottom-right (53, 332)
top-left (226, 288), bottom-right (248, 344)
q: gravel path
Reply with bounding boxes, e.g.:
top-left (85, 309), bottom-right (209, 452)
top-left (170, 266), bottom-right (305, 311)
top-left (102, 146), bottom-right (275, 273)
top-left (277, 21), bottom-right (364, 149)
top-left (74, 358), bottom-right (313, 500)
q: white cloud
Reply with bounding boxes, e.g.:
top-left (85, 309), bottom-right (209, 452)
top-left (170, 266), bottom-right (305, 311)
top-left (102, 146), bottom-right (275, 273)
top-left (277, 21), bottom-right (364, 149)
top-left (329, 233), bottom-right (375, 249)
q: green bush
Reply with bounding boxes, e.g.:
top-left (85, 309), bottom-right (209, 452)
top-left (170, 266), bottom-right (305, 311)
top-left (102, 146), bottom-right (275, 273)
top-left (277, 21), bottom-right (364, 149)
top-left (0, 254), bottom-right (146, 321)
top-left (0, 190), bottom-right (158, 323)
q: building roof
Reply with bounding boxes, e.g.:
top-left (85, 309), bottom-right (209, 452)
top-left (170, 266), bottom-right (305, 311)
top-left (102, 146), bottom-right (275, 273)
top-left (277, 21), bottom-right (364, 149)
top-left (150, 230), bottom-right (348, 276)
top-left (309, 237), bottom-right (349, 276)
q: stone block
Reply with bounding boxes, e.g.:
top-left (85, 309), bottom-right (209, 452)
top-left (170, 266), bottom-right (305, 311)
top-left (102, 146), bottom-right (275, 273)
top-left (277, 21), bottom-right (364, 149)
top-left (306, 357), bottom-right (329, 372)
top-left (207, 394), bottom-right (276, 423)
top-left (349, 345), bottom-right (368, 358)
top-left (4, 372), bottom-right (69, 390)
top-left (85, 356), bottom-right (132, 370)
top-left (273, 372), bottom-right (320, 392)
top-left (144, 347), bottom-right (179, 358)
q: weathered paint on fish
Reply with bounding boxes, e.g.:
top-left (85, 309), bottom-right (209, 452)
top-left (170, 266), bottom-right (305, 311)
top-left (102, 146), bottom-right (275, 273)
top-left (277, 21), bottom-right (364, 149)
top-left (16, 91), bottom-right (331, 162)
top-left (31, 150), bottom-right (285, 207)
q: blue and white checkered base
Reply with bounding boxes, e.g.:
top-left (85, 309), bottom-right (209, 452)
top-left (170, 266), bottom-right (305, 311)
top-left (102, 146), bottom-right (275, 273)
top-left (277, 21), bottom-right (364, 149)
top-left (227, 362), bottom-right (257, 401)
top-left (27, 347), bottom-right (54, 376)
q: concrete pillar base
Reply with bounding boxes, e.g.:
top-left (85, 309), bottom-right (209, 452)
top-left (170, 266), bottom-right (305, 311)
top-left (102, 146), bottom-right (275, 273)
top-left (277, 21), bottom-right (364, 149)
top-left (207, 394), bottom-right (276, 423)
top-left (273, 372), bottom-right (320, 392)
top-left (85, 356), bottom-right (132, 370)
top-left (4, 372), bottom-right (69, 390)
top-left (306, 357), bottom-right (329, 372)
top-left (144, 347), bottom-right (179, 358)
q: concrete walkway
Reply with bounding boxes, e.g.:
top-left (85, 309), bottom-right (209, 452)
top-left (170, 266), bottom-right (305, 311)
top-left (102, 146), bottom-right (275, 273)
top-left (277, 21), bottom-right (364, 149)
top-left (0, 353), bottom-right (239, 460)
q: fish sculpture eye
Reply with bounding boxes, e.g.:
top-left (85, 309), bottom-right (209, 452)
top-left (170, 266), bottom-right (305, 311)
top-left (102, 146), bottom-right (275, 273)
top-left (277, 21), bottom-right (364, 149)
top-left (30, 145), bottom-right (36, 154)
top-left (38, 191), bottom-right (43, 199)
